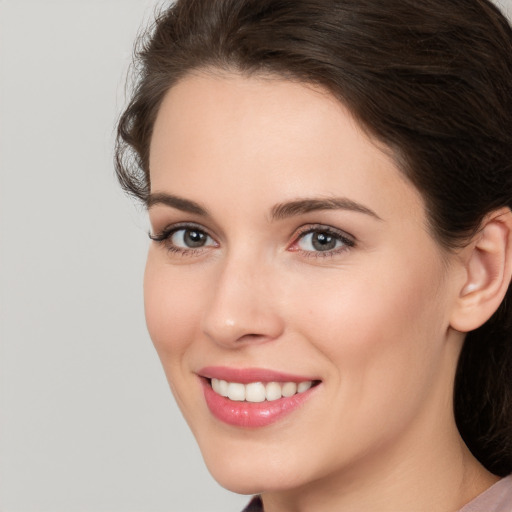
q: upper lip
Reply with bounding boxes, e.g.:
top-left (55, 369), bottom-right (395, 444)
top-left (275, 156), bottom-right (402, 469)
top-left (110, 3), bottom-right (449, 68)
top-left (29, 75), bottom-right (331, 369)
top-left (198, 366), bottom-right (319, 384)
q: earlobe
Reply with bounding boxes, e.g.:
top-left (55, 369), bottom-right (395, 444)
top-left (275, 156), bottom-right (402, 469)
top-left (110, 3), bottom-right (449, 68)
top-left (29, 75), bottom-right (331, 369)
top-left (450, 208), bottom-right (512, 333)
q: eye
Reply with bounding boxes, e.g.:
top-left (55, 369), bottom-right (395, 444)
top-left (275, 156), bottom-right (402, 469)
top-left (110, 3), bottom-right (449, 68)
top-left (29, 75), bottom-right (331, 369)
top-left (149, 224), bottom-right (217, 254)
top-left (170, 228), bottom-right (215, 249)
top-left (291, 226), bottom-right (355, 256)
top-left (298, 231), bottom-right (342, 252)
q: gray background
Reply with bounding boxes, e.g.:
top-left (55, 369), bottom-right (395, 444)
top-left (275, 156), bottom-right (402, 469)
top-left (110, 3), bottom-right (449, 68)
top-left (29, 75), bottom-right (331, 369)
top-left (0, 1), bottom-right (511, 511)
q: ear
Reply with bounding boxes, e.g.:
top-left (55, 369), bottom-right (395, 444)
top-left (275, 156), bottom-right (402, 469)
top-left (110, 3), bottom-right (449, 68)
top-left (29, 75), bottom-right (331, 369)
top-left (450, 208), bottom-right (512, 333)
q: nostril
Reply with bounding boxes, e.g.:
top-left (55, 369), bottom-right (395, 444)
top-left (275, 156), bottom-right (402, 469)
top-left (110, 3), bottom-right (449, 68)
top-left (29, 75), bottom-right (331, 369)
top-left (239, 333), bottom-right (264, 340)
top-left (235, 332), bottom-right (277, 345)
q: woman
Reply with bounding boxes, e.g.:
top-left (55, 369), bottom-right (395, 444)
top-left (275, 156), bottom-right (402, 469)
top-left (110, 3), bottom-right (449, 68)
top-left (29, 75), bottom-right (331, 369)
top-left (115, 0), bottom-right (512, 510)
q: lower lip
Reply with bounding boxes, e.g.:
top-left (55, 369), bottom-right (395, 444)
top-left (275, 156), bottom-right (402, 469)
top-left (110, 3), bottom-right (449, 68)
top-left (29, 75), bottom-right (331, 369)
top-left (201, 379), bottom-right (318, 428)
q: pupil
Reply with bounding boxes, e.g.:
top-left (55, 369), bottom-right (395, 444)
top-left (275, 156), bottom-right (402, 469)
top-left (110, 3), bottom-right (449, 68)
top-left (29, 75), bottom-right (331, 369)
top-left (312, 232), bottom-right (336, 251)
top-left (184, 230), bottom-right (206, 248)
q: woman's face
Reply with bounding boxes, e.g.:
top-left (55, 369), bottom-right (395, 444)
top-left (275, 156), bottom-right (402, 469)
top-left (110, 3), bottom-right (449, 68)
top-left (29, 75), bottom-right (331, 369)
top-left (145, 72), bottom-right (465, 494)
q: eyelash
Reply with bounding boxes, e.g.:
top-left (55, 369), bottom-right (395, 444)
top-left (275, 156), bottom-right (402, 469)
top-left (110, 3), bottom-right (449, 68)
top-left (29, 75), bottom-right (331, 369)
top-left (148, 223), bottom-right (217, 256)
top-left (290, 225), bottom-right (355, 258)
top-left (148, 223), bottom-right (356, 258)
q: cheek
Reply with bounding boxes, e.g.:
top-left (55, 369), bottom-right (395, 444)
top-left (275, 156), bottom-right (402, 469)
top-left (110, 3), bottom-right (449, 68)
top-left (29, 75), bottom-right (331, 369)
top-left (290, 253), bottom-right (449, 393)
top-left (143, 253), bottom-right (203, 364)
top-left (278, 258), bottom-right (452, 464)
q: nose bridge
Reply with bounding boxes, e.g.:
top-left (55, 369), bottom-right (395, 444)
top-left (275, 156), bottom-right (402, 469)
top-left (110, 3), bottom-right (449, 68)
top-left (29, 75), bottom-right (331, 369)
top-left (201, 246), bottom-right (284, 347)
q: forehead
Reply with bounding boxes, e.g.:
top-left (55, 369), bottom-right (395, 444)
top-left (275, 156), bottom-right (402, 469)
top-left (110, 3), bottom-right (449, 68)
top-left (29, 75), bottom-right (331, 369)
top-left (149, 71), bottom-right (424, 224)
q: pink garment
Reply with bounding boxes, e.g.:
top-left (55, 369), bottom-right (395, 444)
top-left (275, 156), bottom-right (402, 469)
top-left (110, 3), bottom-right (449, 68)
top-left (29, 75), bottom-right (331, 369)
top-left (458, 475), bottom-right (512, 512)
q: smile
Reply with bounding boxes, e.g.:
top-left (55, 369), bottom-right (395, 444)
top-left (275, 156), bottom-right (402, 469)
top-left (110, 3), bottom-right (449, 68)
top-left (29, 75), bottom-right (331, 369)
top-left (199, 367), bottom-right (320, 427)
top-left (210, 378), bottom-right (314, 402)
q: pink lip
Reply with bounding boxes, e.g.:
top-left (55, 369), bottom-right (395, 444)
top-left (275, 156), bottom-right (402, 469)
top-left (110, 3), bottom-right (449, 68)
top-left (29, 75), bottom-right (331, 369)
top-left (199, 366), bottom-right (317, 384)
top-left (198, 366), bottom-right (320, 428)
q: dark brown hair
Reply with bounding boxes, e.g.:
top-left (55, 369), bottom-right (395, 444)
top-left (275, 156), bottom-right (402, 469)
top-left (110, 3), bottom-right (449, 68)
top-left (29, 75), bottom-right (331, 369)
top-left (115, 0), bottom-right (512, 476)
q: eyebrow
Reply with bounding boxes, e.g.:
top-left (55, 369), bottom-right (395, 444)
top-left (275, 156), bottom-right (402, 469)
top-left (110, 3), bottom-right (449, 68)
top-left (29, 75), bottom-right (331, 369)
top-left (147, 192), bottom-right (381, 221)
top-left (147, 193), bottom-right (208, 216)
top-left (271, 197), bottom-right (382, 221)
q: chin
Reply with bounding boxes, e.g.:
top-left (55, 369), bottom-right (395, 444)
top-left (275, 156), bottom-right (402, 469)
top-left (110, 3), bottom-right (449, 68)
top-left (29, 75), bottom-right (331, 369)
top-left (197, 433), bottom-right (317, 495)
top-left (205, 459), bottom-right (299, 495)
top-left (210, 470), bottom-right (268, 496)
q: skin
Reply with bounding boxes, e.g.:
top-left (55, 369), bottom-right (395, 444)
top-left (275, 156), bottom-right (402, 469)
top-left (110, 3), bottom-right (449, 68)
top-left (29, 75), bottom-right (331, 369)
top-left (145, 72), bottom-right (501, 512)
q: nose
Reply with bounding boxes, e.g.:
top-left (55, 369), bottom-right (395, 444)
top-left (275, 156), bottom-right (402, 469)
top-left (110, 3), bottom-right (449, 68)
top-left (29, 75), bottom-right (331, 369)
top-left (201, 254), bottom-right (285, 348)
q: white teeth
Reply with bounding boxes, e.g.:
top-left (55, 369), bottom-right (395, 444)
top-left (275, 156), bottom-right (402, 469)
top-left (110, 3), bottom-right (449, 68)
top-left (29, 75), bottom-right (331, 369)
top-left (281, 382), bottom-right (297, 397)
top-left (245, 382), bottom-right (266, 403)
top-left (211, 378), bottom-right (230, 397)
top-left (210, 378), bottom-right (315, 402)
top-left (297, 381), bottom-right (312, 393)
top-left (211, 378), bottom-right (221, 394)
top-left (227, 382), bottom-right (245, 401)
top-left (265, 382), bottom-right (282, 401)
top-left (218, 379), bottom-right (229, 397)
